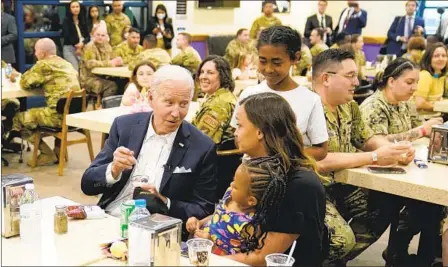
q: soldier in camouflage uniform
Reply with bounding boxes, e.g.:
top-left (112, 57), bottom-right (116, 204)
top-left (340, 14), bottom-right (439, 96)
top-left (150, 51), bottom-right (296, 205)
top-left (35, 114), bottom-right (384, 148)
top-left (249, 1), bottom-right (282, 40)
top-left (360, 58), bottom-right (446, 263)
top-left (80, 26), bottom-right (120, 99)
top-left (11, 39), bottom-right (80, 166)
top-left (191, 56), bottom-right (236, 146)
top-left (224, 29), bottom-right (258, 69)
top-left (128, 34), bottom-right (171, 71)
top-left (112, 27), bottom-right (143, 65)
top-left (171, 33), bottom-right (202, 75)
top-left (310, 28), bottom-right (329, 59)
top-left (105, 0), bottom-right (131, 47)
top-left (313, 49), bottom-right (416, 264)
top-left (294, 44), bottom-right (312, 76)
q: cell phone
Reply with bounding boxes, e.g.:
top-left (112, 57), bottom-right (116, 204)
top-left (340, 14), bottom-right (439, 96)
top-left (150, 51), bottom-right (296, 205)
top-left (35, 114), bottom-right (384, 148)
top-left (367, 166), bottom-right (406, 174)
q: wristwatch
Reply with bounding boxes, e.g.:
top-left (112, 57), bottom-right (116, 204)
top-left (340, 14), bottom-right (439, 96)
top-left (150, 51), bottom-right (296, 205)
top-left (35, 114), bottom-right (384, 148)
top-left (371, 152), bottom-right (378, 165)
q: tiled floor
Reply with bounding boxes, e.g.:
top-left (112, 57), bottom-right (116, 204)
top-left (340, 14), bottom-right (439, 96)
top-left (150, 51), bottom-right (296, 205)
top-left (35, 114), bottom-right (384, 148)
top-left (1, 131), bottom-right (420, 266)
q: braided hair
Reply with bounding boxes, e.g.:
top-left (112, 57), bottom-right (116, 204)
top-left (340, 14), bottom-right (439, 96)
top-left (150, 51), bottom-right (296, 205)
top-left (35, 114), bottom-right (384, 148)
top-left (257, 25), bottom-right (302, 60)
top-left (239, 154), bottom-right (288, 252)
top-left (372, 58), bottom-right (418, 90)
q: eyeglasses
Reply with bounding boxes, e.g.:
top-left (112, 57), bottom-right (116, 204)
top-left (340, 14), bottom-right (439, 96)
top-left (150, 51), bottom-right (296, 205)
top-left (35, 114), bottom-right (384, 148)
top-left (327, 71), bottom-right (359, 82)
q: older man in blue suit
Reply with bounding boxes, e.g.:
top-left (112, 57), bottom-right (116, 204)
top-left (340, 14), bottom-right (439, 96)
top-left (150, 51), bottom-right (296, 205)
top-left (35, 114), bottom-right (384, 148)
top-left (334, 1), bottom-right (367, 36)
top-left (81, 65), bottom-right (217, 225)
top-left (386, 0), bottom-right (425, 56)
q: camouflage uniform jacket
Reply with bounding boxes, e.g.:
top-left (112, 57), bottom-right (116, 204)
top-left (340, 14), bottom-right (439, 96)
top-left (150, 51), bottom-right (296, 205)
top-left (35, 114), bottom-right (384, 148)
top-left (323, 100), bottom-right (375, 185)
top-left (191, 88), bottom-right (237, 145)
top-left (330, 43), bottom-right (339, 49)
top-left (224, 39), bottom-right (258, 68)
top-left (310, 43), bottom-right (329, 58)
top-left (360, 90), bottom-right (423, 136)
top-left (355, 50), bottom-right (366, 77)
top-left (128, 48), bottom-right (171, 71)
top-left (20, 56), bottom-right (80, 108)
top-left (294, 44), bottom-right (312, 76)
top-left (402, 50), bottom-right (423, 66)
top-left (249, 15), bottom-right (282, 39)
top-left (113, 42), bottom-right (143, 65)
top-left (80, 42), bottom-right (114, 82)
top-left (171, 46), bottom-right (202, 74)
top-left (105, 13), bottom-right (131, 47)
top-left (325, 100), bottom-right (374, 154)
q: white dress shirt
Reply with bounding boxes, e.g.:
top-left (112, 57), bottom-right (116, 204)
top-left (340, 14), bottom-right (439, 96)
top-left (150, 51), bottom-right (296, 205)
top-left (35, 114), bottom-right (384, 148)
top-left (338, 7), bottom-right (363, 33)
top-left (397, 16), bottom-right (415, 49)
top-left (317, 13), bottom-right (326, 28)
top-left (317, 13), bottom-right (327, 42)
top-left (105, 116), bottom-right (179, 217)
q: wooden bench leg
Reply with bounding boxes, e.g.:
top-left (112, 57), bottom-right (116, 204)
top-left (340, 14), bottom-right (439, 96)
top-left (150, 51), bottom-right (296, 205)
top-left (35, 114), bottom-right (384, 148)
top-left (100, 133), bottom-right (107, 150)
top-left (85, 130), bottom-right (95, 161)
top-left (31, 132), bottom-right (41, 168)
top-left (58, 128), bottom-right (67, 176)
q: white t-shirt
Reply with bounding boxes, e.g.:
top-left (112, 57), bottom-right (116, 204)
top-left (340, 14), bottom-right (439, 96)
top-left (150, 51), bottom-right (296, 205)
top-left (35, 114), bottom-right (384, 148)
top-left (230, 81), bottom-right (328, 146)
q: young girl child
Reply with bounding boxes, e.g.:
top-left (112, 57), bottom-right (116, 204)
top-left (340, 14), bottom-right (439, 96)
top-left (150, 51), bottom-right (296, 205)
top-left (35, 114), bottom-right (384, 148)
top-left (231, 25), bottom-right (328, 161)
top-left (231, 53), bottom-right (257, 80)
top-left (121, 61), bottom-right (156, 108)
top-left (186, 155), bottom-right (287, 255)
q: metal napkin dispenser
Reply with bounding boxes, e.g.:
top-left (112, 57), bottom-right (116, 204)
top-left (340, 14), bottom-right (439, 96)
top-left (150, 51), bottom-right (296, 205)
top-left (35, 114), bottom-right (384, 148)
top-left (1, 174), bottom-right (34, 237)
top-left (428, 124), bottom-right (448, 165)
top-left (128, 213), bottom-right (182, 266)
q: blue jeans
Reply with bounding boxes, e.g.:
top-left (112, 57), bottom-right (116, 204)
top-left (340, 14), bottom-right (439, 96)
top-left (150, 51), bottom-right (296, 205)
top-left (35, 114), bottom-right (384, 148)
top-left (63, 45), bottom-right (80, 71)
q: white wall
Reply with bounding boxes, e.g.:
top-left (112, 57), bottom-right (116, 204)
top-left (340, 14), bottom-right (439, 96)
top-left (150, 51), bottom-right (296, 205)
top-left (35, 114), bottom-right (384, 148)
top-left (153, 1), bottom-right (407, 37)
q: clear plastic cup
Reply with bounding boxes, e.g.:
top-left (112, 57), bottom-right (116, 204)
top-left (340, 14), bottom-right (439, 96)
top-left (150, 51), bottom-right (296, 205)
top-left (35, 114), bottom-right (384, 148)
top-left (186, 238), bottom-right (213, 266)
top-left (265, 253), bottom-right (295, 266)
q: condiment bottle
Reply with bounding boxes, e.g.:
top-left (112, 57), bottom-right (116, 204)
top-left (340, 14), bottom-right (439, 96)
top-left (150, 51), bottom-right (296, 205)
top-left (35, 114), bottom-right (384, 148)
top-left (54, 205), bottom-right (68, 234)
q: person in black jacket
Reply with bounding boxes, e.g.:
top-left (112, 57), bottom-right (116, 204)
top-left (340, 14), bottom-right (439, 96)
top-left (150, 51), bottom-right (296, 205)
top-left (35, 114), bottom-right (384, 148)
top-left (144, 4), bottom-right (173, 55)
top-left (62, 0), bottom-right (89, 71)
top-left (304, 0), bottom-right (333, 47)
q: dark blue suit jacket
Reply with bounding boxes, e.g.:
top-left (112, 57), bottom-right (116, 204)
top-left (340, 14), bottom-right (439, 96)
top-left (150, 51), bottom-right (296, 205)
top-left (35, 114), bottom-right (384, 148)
top-left (334, 8), bottom-right (367, 35)
top-left (81, 112), bottom-right (217, 223)
top-left (386, 15), bottom-right (425, 55)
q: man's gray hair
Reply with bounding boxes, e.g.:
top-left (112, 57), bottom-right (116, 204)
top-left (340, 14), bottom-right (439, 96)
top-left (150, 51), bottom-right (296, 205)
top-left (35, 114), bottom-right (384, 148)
top-left (150, 65), bottom-right (195, 99)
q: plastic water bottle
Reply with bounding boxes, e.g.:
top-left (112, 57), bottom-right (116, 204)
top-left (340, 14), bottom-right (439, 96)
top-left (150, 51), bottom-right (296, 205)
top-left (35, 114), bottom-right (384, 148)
top-left (20, 184), bottom-right (41, 243)
top-left (128, 199), bottom-right (150, 222)
top-left (128, 199), bottom-right (151, 266)
top-left (5, 63), bottom-right (12, 79)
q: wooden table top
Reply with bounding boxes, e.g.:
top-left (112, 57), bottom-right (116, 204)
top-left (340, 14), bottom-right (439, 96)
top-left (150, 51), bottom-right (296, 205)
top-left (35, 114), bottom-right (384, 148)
top-left (91, 66), bottom-right (132, 78)
top-left (66, 102), bottom-right (200, 134)
top-left (334, 139), bottom-right (448, 206)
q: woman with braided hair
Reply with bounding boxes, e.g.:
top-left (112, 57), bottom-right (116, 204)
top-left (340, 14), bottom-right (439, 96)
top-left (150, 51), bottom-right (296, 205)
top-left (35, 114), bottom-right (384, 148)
top-left (225, 92), bottom-right (325, 266)
top-left (186, 155), bottom-right (288, 256)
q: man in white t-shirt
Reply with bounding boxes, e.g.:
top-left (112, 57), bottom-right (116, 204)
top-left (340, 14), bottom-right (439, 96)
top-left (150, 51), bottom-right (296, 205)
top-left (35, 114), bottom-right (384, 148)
top-left (231, 81), bottom-right (328, 160)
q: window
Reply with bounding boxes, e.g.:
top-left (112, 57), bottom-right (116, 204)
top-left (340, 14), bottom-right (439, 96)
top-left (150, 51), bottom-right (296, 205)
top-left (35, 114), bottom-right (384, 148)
top-left (15, 0), bottom-right (149, 72)
top-left (420, 0), bottom-right (448, 35)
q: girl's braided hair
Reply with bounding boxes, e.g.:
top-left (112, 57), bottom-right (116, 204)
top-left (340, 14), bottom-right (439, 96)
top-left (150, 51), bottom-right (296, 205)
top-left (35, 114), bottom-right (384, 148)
top-left (240, 154), bottom-right (288, 252)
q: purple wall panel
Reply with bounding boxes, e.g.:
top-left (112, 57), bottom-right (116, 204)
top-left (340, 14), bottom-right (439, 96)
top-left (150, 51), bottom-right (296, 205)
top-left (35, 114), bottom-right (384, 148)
top-left (191, 41), bottom-right (207, 60)
top-left (192, 38), bottom-right (382, 63)
top-left (363, 44), bottom-right (382, 63)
